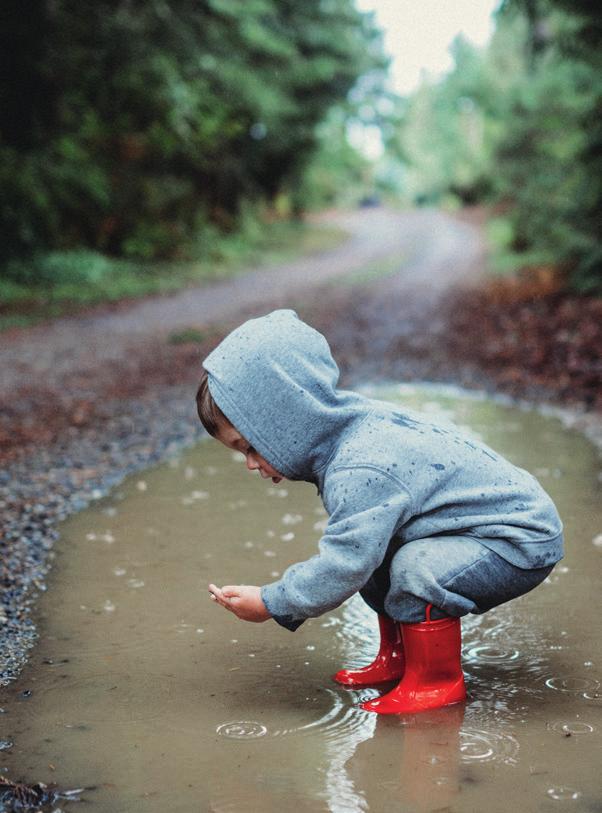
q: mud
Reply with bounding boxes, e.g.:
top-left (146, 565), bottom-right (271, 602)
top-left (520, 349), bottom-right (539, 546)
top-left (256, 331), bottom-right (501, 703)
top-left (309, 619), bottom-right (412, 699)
top-left (1, 386), bottom-right (601, 812)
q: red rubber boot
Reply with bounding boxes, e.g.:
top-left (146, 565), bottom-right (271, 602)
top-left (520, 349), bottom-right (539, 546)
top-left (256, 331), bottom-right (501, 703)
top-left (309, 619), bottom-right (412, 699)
top-left (333, 614), bottom-right (404, 686)
top-left (361, 605), bottom-right (466, 714)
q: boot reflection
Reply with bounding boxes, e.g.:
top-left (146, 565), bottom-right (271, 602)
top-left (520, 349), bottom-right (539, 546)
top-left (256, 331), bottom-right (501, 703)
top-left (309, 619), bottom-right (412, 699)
top-left (347, 701), bottom-right (465, 812)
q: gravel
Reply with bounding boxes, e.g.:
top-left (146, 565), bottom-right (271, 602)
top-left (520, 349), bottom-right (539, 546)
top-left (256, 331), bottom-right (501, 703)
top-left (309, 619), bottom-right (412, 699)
top-left (0, 386), bottom-right (205, 686)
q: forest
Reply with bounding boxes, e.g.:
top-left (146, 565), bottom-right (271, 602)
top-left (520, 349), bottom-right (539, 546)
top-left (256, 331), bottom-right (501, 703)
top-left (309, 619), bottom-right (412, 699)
top-left (0, 0), bottom-right (600, 297)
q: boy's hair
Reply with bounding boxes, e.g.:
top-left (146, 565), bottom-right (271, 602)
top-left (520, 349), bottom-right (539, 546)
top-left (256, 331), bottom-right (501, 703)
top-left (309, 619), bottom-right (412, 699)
top-left (196, 368), bottom-right (227, 436)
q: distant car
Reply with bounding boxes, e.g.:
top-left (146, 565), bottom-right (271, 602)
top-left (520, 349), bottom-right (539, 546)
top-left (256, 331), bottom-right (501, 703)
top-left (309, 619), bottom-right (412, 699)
top-left (358, 194), bottom-right (381, 208)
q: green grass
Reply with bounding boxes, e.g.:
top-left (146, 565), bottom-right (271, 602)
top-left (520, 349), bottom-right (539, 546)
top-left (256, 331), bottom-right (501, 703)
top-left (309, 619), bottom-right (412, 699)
top-left (0, 220), bottom-right (346, 331)
top-left (485, 215), bottom-right (554, 277)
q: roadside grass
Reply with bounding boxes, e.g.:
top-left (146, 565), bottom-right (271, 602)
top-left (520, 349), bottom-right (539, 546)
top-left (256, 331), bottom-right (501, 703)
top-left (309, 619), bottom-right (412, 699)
top-left (0, 220), bottom-right (346, 331)
top-left (485, 215), bottom-right (554, 277)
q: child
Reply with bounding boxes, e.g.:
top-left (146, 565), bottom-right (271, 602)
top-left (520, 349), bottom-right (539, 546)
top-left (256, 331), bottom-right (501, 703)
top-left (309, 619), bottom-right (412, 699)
top-left (198, 309), bottom-right (563, 714)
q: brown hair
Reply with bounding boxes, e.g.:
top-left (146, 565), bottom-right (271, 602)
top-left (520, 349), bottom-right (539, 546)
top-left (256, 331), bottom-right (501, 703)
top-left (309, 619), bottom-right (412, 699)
top-left (196, 369), bottom-right (228, 436)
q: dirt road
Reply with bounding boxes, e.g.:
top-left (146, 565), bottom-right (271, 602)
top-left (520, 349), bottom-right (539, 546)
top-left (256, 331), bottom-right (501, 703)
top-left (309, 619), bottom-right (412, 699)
top-left (0, 208), bottom-right (485, 459)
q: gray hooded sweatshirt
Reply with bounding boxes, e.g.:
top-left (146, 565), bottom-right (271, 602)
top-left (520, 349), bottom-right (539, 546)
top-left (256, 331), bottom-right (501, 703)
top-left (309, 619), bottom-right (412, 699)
top-left (203, 310), bottom-right (563, 631)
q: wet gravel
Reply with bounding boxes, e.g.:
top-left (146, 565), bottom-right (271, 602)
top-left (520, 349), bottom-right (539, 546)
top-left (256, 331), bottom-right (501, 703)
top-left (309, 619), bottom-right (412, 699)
top-left (0, 388), bottom-right (205, 686)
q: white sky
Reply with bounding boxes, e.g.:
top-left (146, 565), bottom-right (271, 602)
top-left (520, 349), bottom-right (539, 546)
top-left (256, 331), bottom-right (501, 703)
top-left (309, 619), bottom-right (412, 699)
top-left (355, 0), bottom-right (501, 95)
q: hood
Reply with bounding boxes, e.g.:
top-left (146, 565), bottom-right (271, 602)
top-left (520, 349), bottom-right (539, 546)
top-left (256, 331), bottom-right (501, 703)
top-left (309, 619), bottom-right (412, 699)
top-left (202, 310), bottom-right (368, 480)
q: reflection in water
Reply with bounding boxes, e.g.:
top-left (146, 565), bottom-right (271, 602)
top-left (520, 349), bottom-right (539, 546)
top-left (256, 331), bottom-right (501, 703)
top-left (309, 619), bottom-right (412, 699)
top-left (1, 384), bottom-right (601, 812)
top-left (344, 704), bottom-right (465, 813)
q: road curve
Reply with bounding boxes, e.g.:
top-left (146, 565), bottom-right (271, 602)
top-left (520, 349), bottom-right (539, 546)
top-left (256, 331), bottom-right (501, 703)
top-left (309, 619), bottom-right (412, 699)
top-left (0, 208), bottom-right (483, 401)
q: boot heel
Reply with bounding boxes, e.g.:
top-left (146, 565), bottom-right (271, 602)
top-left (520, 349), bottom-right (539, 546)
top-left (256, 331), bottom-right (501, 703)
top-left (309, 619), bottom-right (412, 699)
top-left (333, 614), bottom-right (404, 686)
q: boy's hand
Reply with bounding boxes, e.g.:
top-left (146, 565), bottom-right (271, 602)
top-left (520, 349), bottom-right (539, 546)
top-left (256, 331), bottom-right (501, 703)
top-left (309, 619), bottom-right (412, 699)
top-left (208, 583), bottom-right (271, 623)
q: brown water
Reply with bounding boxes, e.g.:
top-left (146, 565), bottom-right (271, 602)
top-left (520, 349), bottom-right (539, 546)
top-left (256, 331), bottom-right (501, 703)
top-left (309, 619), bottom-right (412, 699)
top-left (2, 385), bottom-right (601, 812)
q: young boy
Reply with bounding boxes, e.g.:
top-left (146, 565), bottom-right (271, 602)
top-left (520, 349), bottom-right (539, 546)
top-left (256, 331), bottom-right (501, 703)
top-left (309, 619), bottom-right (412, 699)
top-left (198, 309), bottom-right (563, 714)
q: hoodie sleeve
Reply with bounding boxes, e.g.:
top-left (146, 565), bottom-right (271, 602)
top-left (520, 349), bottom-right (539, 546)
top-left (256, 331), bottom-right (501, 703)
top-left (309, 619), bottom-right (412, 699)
top-left (261, 467), bottom-right (413, 631)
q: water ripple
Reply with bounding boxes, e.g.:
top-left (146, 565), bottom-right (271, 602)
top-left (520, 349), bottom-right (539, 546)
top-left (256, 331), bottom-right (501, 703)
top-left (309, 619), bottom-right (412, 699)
top-left (546, 786), bottom-right (582, 801)
top-left (459, 728), bottom-right (519, 765)
top-left (544, 675), bottom-right (601, 694)
top-left (466, 644), bottom-right (521, 665)
top-left (216, 721), bottom-right (267, 740)
top-left (548, 720), bottom-right (595, 735)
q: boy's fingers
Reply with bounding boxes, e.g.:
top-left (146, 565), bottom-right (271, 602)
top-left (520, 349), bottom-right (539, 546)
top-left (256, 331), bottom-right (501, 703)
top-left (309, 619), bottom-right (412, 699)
top-left (208, 584), bottom-right (230, 610)
top-left (221, 585), bottom-right (241, 598)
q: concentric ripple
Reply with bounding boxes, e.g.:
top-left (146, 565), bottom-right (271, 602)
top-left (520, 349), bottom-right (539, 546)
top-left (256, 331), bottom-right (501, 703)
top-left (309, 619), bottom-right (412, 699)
top-left (271, 689), bottom-right (373, 743)
top-left (459, 728), bottom-right (519, 765)
top-left (544, 675), bottom-right (601, 694)
top-left (546, 786), bottom-right (582, 801)
top-left (214, 690), bottom-right (373, 745)
top-left (466, 644), bottom-right (521, 664)
top-left (216, 721), bottom-right (267, 740)
top-left (548, 720), bottom-right (595, 735)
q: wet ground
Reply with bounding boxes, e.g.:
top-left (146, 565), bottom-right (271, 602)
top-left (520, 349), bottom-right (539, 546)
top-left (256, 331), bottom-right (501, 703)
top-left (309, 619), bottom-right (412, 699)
top-left (1, 386), bottom-right (601, 812)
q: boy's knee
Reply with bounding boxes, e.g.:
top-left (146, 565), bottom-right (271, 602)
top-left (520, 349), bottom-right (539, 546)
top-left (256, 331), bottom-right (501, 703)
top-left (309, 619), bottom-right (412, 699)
top-left (389, 541), bottom-right (440, 592)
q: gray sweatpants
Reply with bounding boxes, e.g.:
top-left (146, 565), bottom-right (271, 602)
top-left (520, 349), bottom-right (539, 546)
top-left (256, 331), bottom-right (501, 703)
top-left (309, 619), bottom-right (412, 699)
top-left (360, 535), bottom-right (555, 623)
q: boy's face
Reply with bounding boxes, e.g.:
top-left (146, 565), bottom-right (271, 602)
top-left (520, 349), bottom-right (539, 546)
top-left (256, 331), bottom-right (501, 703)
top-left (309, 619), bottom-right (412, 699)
top-left (215, 421), bottom-right (285, 484)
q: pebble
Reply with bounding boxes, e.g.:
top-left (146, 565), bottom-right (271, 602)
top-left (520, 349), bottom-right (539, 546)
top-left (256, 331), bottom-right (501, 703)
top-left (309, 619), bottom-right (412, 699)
top-left (0, 393), bottom-right (205, 687)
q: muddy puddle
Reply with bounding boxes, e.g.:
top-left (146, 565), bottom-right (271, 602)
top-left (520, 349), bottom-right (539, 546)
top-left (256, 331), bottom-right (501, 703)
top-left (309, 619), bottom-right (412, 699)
top-left (1, 385), bottom-right (601, 812)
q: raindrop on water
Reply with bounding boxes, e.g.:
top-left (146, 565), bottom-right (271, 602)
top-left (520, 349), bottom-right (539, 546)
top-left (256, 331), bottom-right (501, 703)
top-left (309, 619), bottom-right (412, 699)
top-left (136, 481), bottom-right (147, 491)
top-left (467, 645), bottom-right (520, 664)
top-left (281, 513), bottom-right (303, 526)
top-left (545, 675), bottom-right (600, 693)
top-left (546, 787), bottom-right (581, 801)
top-left (549, 721), bottom-right (595, 735)
top-left (267, 488), bottom-right (288, 498)
top-left (216, 721), bottom-right (267, 739)
top-left (592, 534), bottom-right (602, 548)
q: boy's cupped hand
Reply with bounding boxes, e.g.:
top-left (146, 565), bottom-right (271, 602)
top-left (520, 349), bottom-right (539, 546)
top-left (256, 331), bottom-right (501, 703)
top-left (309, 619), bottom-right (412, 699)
top-left (208, 583), bottom-right (271, 623)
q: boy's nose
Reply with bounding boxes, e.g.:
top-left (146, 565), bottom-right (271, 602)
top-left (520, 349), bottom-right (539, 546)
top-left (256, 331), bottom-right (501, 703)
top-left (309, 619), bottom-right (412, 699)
top-left (246, 456), bottom-right (260, 472)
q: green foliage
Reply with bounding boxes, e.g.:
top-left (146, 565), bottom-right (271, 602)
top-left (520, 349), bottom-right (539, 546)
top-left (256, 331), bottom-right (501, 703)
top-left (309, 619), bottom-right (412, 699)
top-left (394, 0), bottom-right (601, 292)
top-left (0, 217), bottom-right (346, 330)
top-left (0, 0), bottom-right (386, 276)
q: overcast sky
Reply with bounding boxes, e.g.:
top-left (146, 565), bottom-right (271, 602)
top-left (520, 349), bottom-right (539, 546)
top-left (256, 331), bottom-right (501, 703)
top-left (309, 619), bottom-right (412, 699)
top-left (355, 0), bottom-right (501, 95)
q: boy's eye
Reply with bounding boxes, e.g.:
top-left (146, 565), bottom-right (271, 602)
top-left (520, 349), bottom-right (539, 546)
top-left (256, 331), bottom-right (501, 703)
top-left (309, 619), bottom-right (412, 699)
top-left (247, 446), bottom-right (256, 455)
